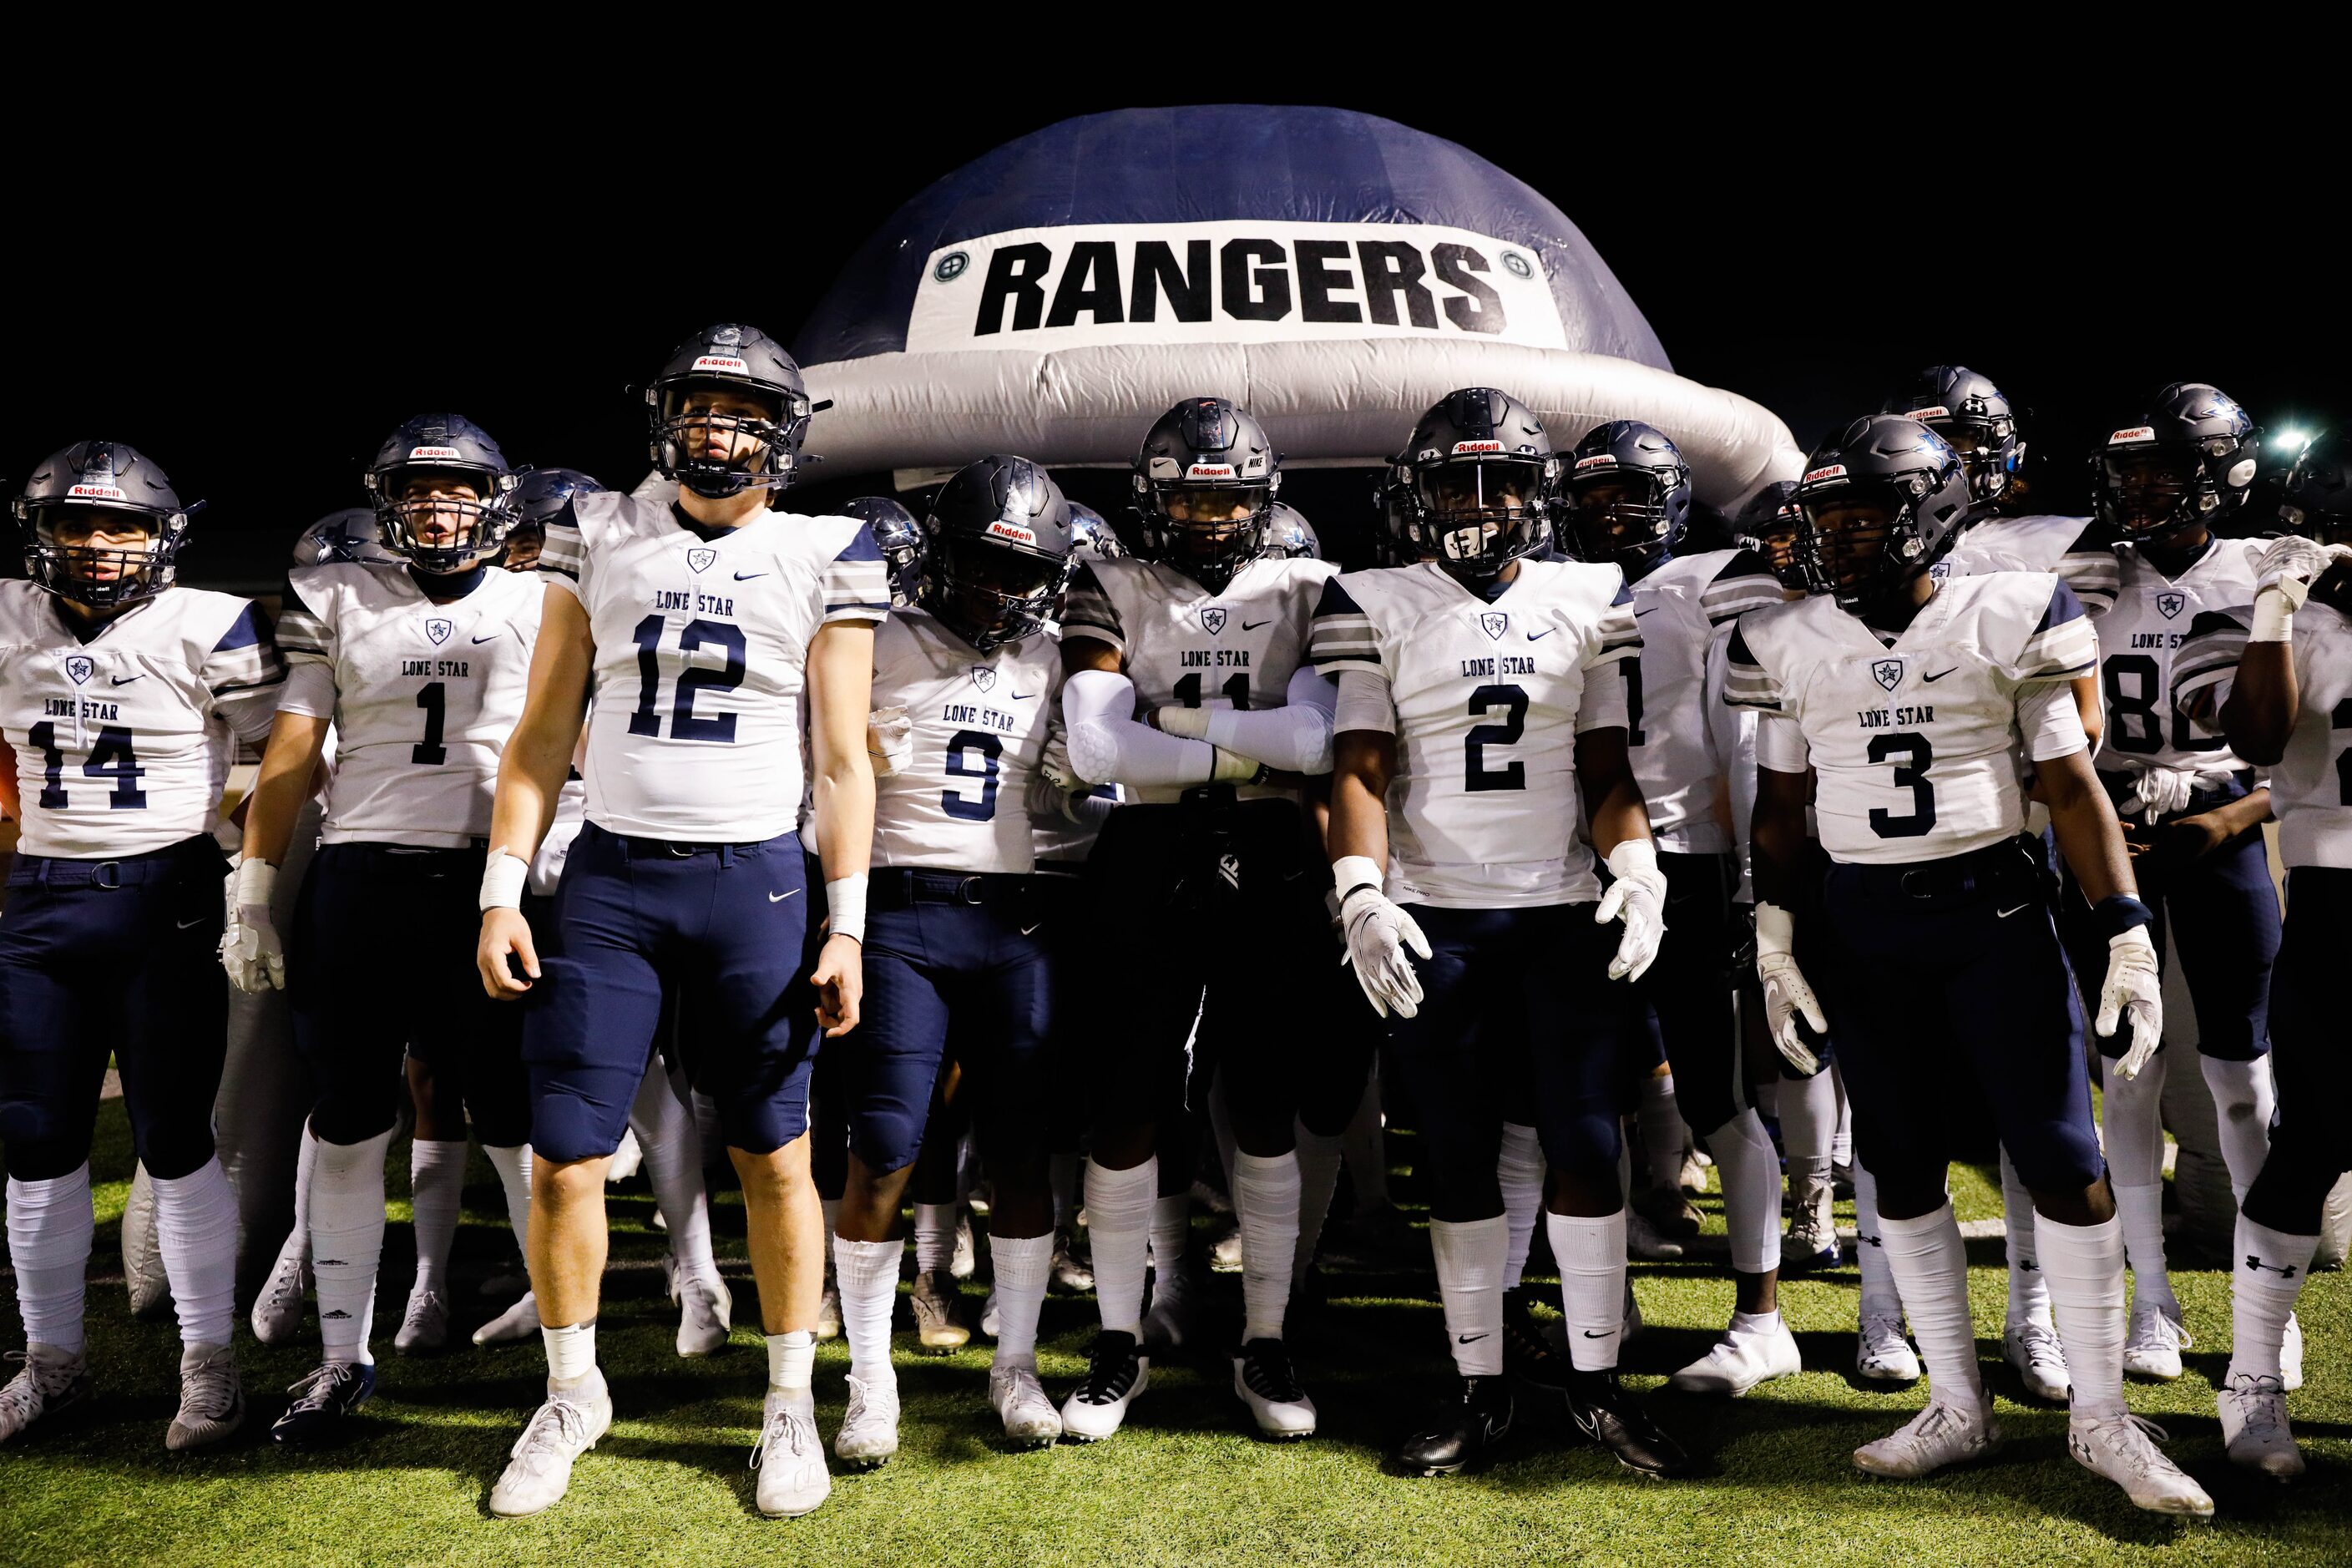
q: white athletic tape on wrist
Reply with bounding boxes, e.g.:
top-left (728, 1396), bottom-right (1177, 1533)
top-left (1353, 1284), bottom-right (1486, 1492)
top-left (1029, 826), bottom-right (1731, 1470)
top-left (826, 873), bottom-right (868, 945)
top-left (2251, 589), bottom-right (2295, 644)
top-left (1332, 854), bottom-right (1384, 903)
top-left (233, 856), bottom-right (275, 909)
top-left (1754, 900), bottom-right (1798, 958)
top-left (478, 851), bottom-right (530, 911)
top-left (1154, 706), bottom-right (1210, 741)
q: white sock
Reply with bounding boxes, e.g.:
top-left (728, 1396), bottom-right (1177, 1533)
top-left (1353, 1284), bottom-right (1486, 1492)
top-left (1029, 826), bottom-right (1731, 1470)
top-left (407, 1139), bottom-right (467, 1297)
top-left (1549, 1210), bottom-right (1628, 1372)
top-left (1340, 1071), bottom-right (1390, 1211)
top-left (989, 1232), bottom-right (1052, 1368)
top-left (1149, 1193), bottom-right (1191, 1290)
top-left (1704, 1110), bottom-right (1782, 1276)
top-left (2112, 1182), bottom-right (2177, 1313)
top-left (633, 1067), bottom-right (717, 1284)
top-left (1084, 1156), bottom-right (1156, 1338)
top-left (1292, 1126), bottom-right (1344, 1281)
top-left (311, 1126), bottom-right (395, 1366)
top-left (832, 1235), bottom-right (901, 1387)
top-left (1830, 1080), bottom-right (1853, 1171)
top-left (1232, 1151), bottom-right (1301, 1343)
top-left (2229, 1216), bottom-right (2317, 1382)
top-left (2035, 1212), bottom-right (2127, 1419)
top-left (1496, 1123), bottom-right (1545, 1288)
top-left (289, 1126), bottom-right (318, 1262)
top-left (1878, 1204), bottom-right (1985, 1409)
top-left (151, 1158), bottom-right (238, 1349)
top-left (1049, 1154), bottom-right (1081, 1232)
top-left (1850, 1161), bottom-right (1899, 1318)
top-left (1429, 1216), bottom-right (1507, 1377)
top-left (1998, 1147), bottom-right (2051, 1328)
top-left (1778, 1065), bottom-right (1836, 1192)
top-left (542, 1319), bottom-right (599, 1391)
top-left (5, 1167), bottom-right (93, 1356)
top-left (913, 1202), bottom-right (957, 1277)
top-left (1638, 1074), bottom-right (1687, 1191)
top-left (767, 1328), bottom-right (815, 1397)
top-left (2202, 1056), bottom-right (2277, 1196)
top-left (484, 1145), bottom-right (533, 1253)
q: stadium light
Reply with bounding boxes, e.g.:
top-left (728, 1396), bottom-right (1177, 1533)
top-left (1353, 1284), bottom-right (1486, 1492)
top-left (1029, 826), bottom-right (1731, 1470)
top-left (2274, 427), bottom-right (2312, 453)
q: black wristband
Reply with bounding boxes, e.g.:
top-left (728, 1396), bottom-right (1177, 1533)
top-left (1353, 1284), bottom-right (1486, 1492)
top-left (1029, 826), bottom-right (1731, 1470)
top-left (2091, 894), bottom-right (2155, 940)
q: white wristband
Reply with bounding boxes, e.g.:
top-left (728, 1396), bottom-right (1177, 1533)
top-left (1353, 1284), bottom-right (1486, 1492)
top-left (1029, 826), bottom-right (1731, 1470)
top-left (233, 857), bottom-right (276, 909)
top-left (479, 850), bottom-right (530, 911)
top-left (1153, 706), bottom-right (1211, 741)
top-left (1210, 745), bottom-right (1262, 784)
top-left (1754, 900), bottom-right (1798, 959)
top-left (1603, 837), bottom-right (1659, 882)
top-left (1332, 853), bottom-right (1383, 901)
top-left (825, 873), bottom-right (868, 945)
top-left (2251, 588), bottom-right (2295, 644)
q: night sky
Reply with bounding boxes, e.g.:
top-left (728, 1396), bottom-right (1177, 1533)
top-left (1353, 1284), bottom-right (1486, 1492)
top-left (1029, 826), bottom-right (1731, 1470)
top-left (7, 72), bottom-right (2336, 585)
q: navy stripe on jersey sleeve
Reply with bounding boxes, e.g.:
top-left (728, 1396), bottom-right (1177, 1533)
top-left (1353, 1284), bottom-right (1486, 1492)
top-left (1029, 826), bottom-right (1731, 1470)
top-left (535, 496), bottom-right (584, 584)
top-left (2173, 607), bottom-right (2252, 711)
top-left (821, 522), bottom-right (891, 623)
top-left (1699, 549), bottom-right (1786, 625)
top-left (1308, 577), bottom-right (1380, 671)
top-left (205, 602), bottom-right (287, 695)
top-left (2058, 520), bottom-right (2120, 611)
top-left (274, 577), bottom-right (332, 664)
top-left (1721, 622), bottom-right (1785, 711)
top-left (1581, 576), bottom-right (1641, 669)
top-left (2016, 579), bottom-right (2097, 681)
top-left (1058, 561), bottom-right (1124, 648)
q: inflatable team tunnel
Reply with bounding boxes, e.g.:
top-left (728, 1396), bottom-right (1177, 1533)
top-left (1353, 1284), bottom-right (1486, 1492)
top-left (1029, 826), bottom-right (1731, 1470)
top-left (793, 105), bottom-right (1803, 512)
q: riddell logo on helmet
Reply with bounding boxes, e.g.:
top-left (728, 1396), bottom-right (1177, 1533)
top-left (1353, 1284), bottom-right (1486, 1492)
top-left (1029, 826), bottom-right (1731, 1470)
top-left (1909, 405), bottom-right (1951, 421)
top-left (1574, 454), bottom-right (1616, 470)
top-left (693, 355), bottom-right (750, 373)
top-left (1803, 464), bottom-right (1848, 484)
top-left (408, 446), bottom-right (462, 461)
top-left (1186, 463), bottom-right (1236, 479)
top-left (68, 483), bottom-right (128, 500)
top-left (987, 521), bottom-right (1038, 545)
top-left (2108, 426), bottom-right (2156, 445)
top-left (1452, 440), bottom-right (1504, 455)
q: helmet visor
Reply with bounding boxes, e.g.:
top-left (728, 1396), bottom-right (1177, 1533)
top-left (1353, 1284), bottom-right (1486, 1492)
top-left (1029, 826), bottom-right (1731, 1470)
top-left (1417, 459), bottom-right (1543, 523)
top-left (660, 381), bottom-right (785, 474)
top-left (32, 505), bottom-right (164, 594)
top-left (2099, 446), bottom-right (2202, 534)
top-left (381, 468), bottom-right (508, 567)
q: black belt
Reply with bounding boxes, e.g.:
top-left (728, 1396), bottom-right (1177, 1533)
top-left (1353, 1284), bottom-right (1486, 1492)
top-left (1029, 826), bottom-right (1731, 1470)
top-left (870, 868), bottom-right (1029, 908)
top-left (1842, 834), bottom-right (2046, 903)
top-left (9, 834), bottom-right (220, 890)
top-left (584, 822), bottom-right (772, 860)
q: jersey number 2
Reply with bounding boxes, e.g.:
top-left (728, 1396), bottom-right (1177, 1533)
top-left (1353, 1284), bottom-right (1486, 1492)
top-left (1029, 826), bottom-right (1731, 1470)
top-left (629, 615), bottom-right (746, 743)
top-left (1464, 685), bottom-right (1528, 792)
top-left (26, 721), bottom-right (147, 811)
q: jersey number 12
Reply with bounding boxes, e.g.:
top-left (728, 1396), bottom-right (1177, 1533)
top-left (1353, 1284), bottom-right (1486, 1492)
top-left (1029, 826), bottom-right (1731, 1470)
top-left (628, 615), bottom-right (746, 743)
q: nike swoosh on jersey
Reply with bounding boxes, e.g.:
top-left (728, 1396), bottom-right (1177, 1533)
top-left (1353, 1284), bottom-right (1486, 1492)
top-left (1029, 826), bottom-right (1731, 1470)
top-left (735, 571), bottom-right (768, 580)
top-left (1997, 903), bottom-right (2030, 918)
top-left (472, 634), bottom-right (498, 644)
top-left (1242, 619), bottom-right (1271, 630)
top-left (768, 889), bottom-right (801, 902)
top-left (1923, 668), bottom-right (1957, 682)
top-left (1634, 607), bottom-right (1660, 617)
top-left (1526, 628), bottom-right (1555, 640)
top-left (175, 916), bottom-right (205, 928)
top-left (112, 674), bottom-right (144, 685)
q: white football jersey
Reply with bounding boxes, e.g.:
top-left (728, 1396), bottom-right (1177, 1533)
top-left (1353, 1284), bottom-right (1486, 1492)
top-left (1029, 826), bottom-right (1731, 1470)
top-left (1726, 573), bottom-right (2095, 865)
top-left (2176, 599), bottom-right (2352, 868)
top-left (1311, 559), bottom-right (1639, 908)
top-left (2090, 535), bottom-right (2264, 776)
top-left (0, 583), bottom-right (285, 859)
top-left (276, 562), bottom-right (542, 847)
top-left (538, 492), bottom-right (889, 842)
top-left (1936, 513), bottom-right (2116, 609)
top-left (1624, 549), bottom-right (1782, 853)
top-left (871, 607), bottom-right (1062, 874)
top-left (1060, 553), bottom-right (1336, 806)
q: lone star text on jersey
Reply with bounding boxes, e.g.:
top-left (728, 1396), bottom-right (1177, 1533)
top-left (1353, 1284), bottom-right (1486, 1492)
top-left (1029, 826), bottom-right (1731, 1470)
top-left (653, 588), bottom-right (736, 616)
top-left (1857, 704), bottom-right (1935, 728)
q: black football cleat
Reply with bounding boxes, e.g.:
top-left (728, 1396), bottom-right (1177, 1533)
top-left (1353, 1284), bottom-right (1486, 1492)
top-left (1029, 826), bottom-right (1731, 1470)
top-left (270, 1359), bottom-right (376, 1449)
top-left (1500, 1289), bottom-right (1571, 1404)
top-left (1393, 1374), bottom-right (1515, 1477)
top-left (1565, 1369), bottom-right (1692, 1478)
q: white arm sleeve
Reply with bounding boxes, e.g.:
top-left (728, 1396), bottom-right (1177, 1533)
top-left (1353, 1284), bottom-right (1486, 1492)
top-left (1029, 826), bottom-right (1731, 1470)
top-left (1333, 667), bottom-right (1397, 736)
top-left (1062, 667), bottom-right (1217, 788)
top-left (1200, 664), bottom-right (1338, 775)
top-left (1755, 711), bottom-right (1812, 773)
top-left (275, 660), bottom-right (337, 721)
top-left (2020, 680), bottom-right (2091, 761)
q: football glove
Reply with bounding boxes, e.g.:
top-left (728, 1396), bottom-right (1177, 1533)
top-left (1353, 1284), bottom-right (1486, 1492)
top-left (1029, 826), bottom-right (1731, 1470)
top-left (1596, 839), bottom-right (1668, 981)
top-left (1333, 857), bottom-right (1430, 1019)
top-left (2095, 925), bottom-right (2164, 1079)
top-left (1753, 901), bottom-right (1828, 1075)
top-left (2118, 764), bottom-right (2201, 822)
top-left (220, 857), bottom-right (285, 994)
top-left (866, 706), bottom-right (913, 779)
top-left (1038, 731), bottom-right (1078, 793)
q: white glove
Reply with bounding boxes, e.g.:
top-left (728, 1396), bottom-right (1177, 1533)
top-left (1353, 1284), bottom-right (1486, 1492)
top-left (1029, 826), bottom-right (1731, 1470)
top-left (2255, 534), bottom-right (2345, 608)
top-left (220, 857), bottom-right (285, 994)
top-left (1596, 839), bottom-right (1668, 981)
top-left (1038, 731), bottom-right (1078, 793)
top-left (2119, 765), bottom-right (2200, 822)
top-left (2095, 925), bottom-right (2164, 1079)
top-left (1753, 901), bottom-right (1828, 1075)
top-left (1333, 855), bottom-right (1430, 1019)
top-left (866, 706), bottom-right (913, 779)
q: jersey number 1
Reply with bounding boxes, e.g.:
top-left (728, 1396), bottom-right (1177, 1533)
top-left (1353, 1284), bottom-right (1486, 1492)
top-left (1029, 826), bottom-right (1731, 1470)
top-left (629, 615), bottom-right (747, 743)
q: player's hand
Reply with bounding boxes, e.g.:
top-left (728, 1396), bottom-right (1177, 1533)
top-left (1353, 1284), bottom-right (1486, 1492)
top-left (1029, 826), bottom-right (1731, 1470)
top-left (1753, 901), bottom-right (1828, 1075)
top-left (1338, 883), bottom-right (1432, 1019)
top-left (866, 706), bottom-right (913, 779)
top-left (2096, 925), bottom-right (2163, 1078)
top-left (478, 907), bottom-right (539, 1000)
top-left (220, 858), bottom-right (286, 994)
top-left (1039, 732), bottom-right (1078, 793)
top-left (2255, 535), bottom-right (2350, 609)
top-left (811, 930), bottom-right (863, 1037)
top-left (2156, 809), bottom-right (2234, 865)
top-left (1596, 840), bottom-right (1668, 982)
top-left (1146, 705), bottom-right (1211, 740)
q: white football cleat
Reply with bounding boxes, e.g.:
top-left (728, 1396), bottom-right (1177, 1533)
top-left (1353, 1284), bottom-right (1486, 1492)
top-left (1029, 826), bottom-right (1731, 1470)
top-left (250, 1234), bottom-right (311, 1348)
top-left (1050, 1231), bottom-right (1095, 1294)
top-left (1854, 1313), bottom-right (1921, 1385)
top-left (1854, 1399), bottom-right (2001, 1479)
top-left (752, 1391), bottom-right (831, 1517)
top-left (393, 1287), bottom-right (449, 1354)
top-left (672, 1272), bottom-right (732, 1358)
top-left (2068, 1412), bottom-right (2213, 1518)
top-left (979, 1289), bottom-right (1001, 1340)
top-left (911, 1270), bottom-right (969, 1354)
top-left (0, 1346), bottom-right (92, 1443)
top-left (1060, 1331), bottom-right (1148, 1442)
top-left (605, 1129), bottom-right (644, 1184)
top-left (488, 1382), bottom-right (613, 1519)
top-left (2123, 1302), bottom-right (2189, 1382)
top-left (473, 1292), bottom-right (542, 1348)
top-left (123, 1165), bottom-right (173, 1320)
top-left (832, 1374), bottom-right (900, 1469)
top-left (816, 1284), bottom-right (842, 1341)
top-left (1232, 1339), bottom-right (1318, 1439)
top-left (951, 1212), bottom-right (977, 1280)
top-left (2281, 1312), bottom-right (2304, 1392)
top-left (1141, 1263), bottom-right (1201, 1353)
top-left (2218, 1373), bottom-right (2303, 1481)
top-left (164, 1343), bottom-right (245, 1452)
top-left (989, 1362), bottom-right (1061, 1449)
top-left (2002, 1320), bottom-right (2071, 1403)
top-left (1668, 1318), bottom-right (1800, 1397)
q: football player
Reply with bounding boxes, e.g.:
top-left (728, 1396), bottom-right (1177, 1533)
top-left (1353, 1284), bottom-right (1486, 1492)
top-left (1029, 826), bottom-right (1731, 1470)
top-left (1731, 415), bottom-right (2210, 1517)
top-left (1065, 498), bottom-right (1126, 564)
top-left (2172, 426), bottom-right (2352, 1477)
top-left (1564, 420), bottom-right (1794, 1397)
top-left (227, 416), bottom-right (543, 1441)
top-left (1054, 397), bottom-right (1339, 1442)
top-left (1314, 387), bottom-right (1686, 1479)
top-left (2073, 383), bottom-right (2279, 1381)
top-left (473, 325), bottom-right (887, 1519)
top-left (844, 495), bottom-right (926, 609)
top-left (0, 441), bottom-right (284, 1449)
top-left (830, 455), bottom-right (1075, 1461)
top-left (1267, 501), bottom-right (1319, 560)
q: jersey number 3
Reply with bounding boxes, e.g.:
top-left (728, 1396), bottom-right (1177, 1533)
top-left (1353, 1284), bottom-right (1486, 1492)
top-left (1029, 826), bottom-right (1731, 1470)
top-left (1868, 731), bottom-right (1936, 837)
top-left (628, 615), bottom-right (746, 743)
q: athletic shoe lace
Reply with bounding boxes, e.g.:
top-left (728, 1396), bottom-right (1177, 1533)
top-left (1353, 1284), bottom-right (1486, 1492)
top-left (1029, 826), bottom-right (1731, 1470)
top-left (258, 1260), bottom-right (307, 1317)
top-left (511, 1396), bottom-right (594, 1476)
top-left (1, 1352), bottom-right (76, 1424)
top-left (750, 1403), bottom-right (819, 1470)
top-left (402, 1291), bottom-right (446, 1331)
top-left (1240, 1343), bottom-right (1303, 1403)
top-left (2225, 1375), bottom-right (2290, 1442)
top-left (2078, 1412), bottom-right (2177, 1479)
top-left (2012, 1320), bottom-right (2066, 1366)
top-left (2127, 1308), bottom-right (2190, 1351)
top-left (180, 1352), bottom-right (238, 1419)
top-left (1076, 1338), bottom-right (1141, 1404)
top-left (284, 1362), bottom-right (355, 1415)
top-left (1891, 1400), bottom-right (1968, 1455)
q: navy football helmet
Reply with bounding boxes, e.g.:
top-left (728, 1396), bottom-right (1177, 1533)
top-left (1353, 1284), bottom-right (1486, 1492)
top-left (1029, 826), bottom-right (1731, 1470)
top-left (13, 440), bottom-right (198, 609)
top-left (364, 414), bottom-right (520, 574)
top-left (1066, 499), bottom-right (1126, 564)
top-left (1130, 397), bottom-right (1280, 593)
top-left (1732, 480), bottom-right (1813, 594)
top-left (645, 323), bottom-right (816, 503)
top-left (1385, 387), bottom-right (1559, 579)
top-left (291, 506), bottom-right (389, 569)
top-left (1267, 501), bottom-right (1318, 560)
top-left (2092, 382), bottom-right (2259, 546)
top-left (1888, 366), bottom-right (2022, 504)
top-left (2280, 427), bottom-right (2352, 548)
top-left (922, 456), bottom-right (1075, 650)
top-left (506, 467), bottom-right (604, 573)
top-left (843, 495), bottom-right (925, 607)
top-left (1794, 416), bottom-right (1973, 612)
top-left (1565, 419), bottom-right (1692, 575)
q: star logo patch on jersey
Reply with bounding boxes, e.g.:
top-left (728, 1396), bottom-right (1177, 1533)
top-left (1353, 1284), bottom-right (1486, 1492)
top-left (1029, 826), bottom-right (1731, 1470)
top-left (686, 547), bottom-right (717, 574)
top-left (970, 665), bottom-right (997, 693)
top-left (425, 618), bottom-right (453, 647)
top-left (1201, 606), bottom-right (1228, 635)
top-left (1479, 611), bottom-right (1510, 640)
top-left (63, 655), bottom-right (93, 685)
top-left (1872, 657), bottom-right (1904, 691)
top-left (1929, 560), bottom-right (1953, 584)
top-left (2156, 591), bottom-right (2186, 620)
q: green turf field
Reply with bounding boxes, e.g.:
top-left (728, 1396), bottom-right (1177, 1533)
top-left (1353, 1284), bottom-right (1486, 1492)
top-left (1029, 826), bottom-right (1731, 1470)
top-left (3, 1102), bottom-right (2345, 1568)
